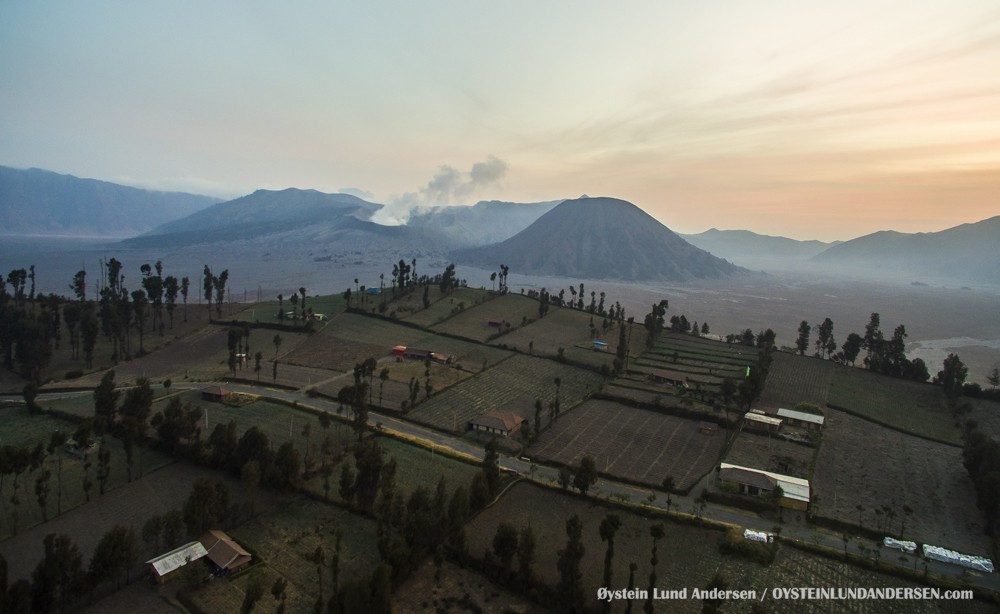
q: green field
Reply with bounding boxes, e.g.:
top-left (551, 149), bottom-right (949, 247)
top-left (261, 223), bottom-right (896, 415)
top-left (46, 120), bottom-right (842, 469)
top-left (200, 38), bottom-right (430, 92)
top-left (432, 293), bottom-right (542, 342)
top-left (230, 293), bottom-right (348, 325)
top-left (399, 286), bottom-right (492, 328)
top-left (827, 366), bottom-right (960, 445)
top-left (758, 351), bottom-right (834, 409)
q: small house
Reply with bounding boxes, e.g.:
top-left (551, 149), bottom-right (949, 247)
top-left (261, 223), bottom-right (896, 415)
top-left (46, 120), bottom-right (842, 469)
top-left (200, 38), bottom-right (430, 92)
top-left (430, 352), bottom-right (454, 365)
top-left (744, 411), bottom-right (782, 434)
top-left (200, 530), bottom-right (253, 576)
top-left (468, 411), bottom-right (526, 438)
top-left (649, 369), bottom-right (689, 388)
top-left (775, 407), bottom-right (825, 431)
top-left (392, 345), bottom-right (407, 358)
top-left (200, 386), bottom-right (232, 403)
top-left (717, 462), bottom-right (810, 511)
top-left (403, 348), bottom-right (432, 361)
top-left (146, 541), bottom-right (209, 584)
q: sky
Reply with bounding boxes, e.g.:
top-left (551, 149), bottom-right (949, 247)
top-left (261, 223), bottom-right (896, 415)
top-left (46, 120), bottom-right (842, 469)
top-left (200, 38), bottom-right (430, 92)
top-left (2, 1), bottom-right (999, 241)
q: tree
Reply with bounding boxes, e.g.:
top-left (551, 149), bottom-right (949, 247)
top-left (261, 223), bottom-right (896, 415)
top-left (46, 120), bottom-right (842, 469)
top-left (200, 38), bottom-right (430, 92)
top-left (120, 377), bottom-right (154, 480)
top-left (599, 514), bottom-right (622, 613)
top-left (492, 523), bottom-right (519, 580)
top-left (815, 317), bottom-right (835, 358)
top-left (483, 437), bottom-right (500, 496)
top-left (89, 525), bottom-right (136, 589)
top-left (936, 353), bottom-right (968, 399)
top-left (241, 572), bottom-right (267, 614)
top-left (841, 332), bottom-right (863, 366)
top-left (574, 455), bottom-right (598, 496)
top-left (31, 533), bottom-right (84, 613)
top-left (517, 525), bottom-right (536, 585)
top-left (93, 370), bottom-right (120, 436)
top-left (795, 320), bottom-right (811, 356)
top-left (556, 514), bottom-right (586, 611)
top-left (863, 312), bottom-right (884, 370)
top-left (182, 477), bottom-right (230, 536)
top-left (644, 523), bottom-right (665, 614)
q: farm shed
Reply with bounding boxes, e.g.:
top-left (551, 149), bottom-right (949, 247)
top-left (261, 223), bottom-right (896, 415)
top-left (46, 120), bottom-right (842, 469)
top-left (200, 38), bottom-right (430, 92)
top-left (468, 411), bottom-right (526, 438)
top-left (718, 462), bottom-right (810, 511)
top-left (146, 541), bottom-right (208, 584)
top-left (392, 345), bottom-right (407, 358)
top-left (200, 386), bottom-right (232, 403)
top-left (403, 348), bottom-right (432, 361)
top-left (776, 407), bottom-right (825, 431)
top-left (431, 352), bottom-right (455, 365)
top-left (744, 411), bottom-right (782, 434)
top-left (649, 369), bottom-right (689, 388)
top-left (199, 530), bottom-right (253, 575)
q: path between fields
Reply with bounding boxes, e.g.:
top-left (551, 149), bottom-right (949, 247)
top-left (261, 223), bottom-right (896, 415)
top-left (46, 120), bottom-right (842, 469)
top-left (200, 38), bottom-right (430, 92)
top-left (14, 384), bottom-right (1000, 595)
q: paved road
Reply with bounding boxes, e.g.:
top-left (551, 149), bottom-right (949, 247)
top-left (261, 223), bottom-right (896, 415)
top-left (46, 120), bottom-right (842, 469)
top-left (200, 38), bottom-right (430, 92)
top-left (10, 383), bottom-right (1000, 594)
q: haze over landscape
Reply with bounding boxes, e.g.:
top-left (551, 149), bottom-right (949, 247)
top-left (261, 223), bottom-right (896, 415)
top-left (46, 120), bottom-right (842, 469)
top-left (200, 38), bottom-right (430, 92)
top-left (3, 3), bottom-right (1000, 613)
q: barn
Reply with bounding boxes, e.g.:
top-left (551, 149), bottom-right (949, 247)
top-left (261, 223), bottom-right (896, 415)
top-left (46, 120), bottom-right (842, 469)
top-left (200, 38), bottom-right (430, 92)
top-left (744, 411), bottom-right (782, 434)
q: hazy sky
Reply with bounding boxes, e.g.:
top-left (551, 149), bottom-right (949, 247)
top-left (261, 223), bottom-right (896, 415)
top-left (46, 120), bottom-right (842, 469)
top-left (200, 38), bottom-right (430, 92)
top-left (2, 1), bottom-right (999, 240)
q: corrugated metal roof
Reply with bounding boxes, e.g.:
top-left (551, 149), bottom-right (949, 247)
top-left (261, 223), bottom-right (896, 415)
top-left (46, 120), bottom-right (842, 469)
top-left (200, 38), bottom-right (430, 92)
top-left (745, 413), bottom-right (783, 426)
top-left (719, 463), bottom-right (810, 502)
top-left (776, 408), bottom-right (824, 425)
top-left (146, 541), bottom-right (208, 577)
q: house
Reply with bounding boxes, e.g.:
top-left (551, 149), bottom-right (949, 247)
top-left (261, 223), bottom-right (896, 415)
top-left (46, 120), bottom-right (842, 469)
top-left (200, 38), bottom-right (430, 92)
top-left (649, 369), bottom-right (689, 388)
top-left (403, 348), bottom-right (432, 361)
top-left (199, 530), bottom-right (253, 575)
top-left (775, 407), bottom-right (825, 431)
top-left (717, 462), bottom-right (810, 511)
top-left (430, 352), bottom-right (454, 365)
top-left (146, 541), bottom-right (209, 584)
top-left (200, 386), bottom-right (232, 403)
top-left (744, 411), bottom-right (782, 434)
top-left (468, 411), bottom-right (526, 438)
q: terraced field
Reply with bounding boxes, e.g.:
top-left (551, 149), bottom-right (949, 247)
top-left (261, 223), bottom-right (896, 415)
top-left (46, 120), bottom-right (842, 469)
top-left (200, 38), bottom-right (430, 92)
top-left (432, 293), bottom-right (541, 342)
top-left (528, 400), bottom-right (726, 491)
top-left (758, 351), bottom-right (833, 409)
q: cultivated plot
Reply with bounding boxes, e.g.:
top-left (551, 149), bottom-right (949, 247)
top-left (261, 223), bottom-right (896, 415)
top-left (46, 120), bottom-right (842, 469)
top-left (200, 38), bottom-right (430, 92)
top-left (723, 431), bottom-right (816, 479)
top-left (812, 409), bottom-right (986, 555)
top-left (757, 351), bottom-right (834, 409)
top-left (528, 400), bottom-right (725, 491)
top-left (432, 293), bottom-right (541, 342)
top-left (407, 355), bottom-right (598, 433)
top-left (827, 366), bottom-right (960, 445)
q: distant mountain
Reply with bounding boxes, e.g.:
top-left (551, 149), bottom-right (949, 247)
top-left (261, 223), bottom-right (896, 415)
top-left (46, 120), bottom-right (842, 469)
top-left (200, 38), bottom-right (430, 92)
top-left (0, 166), bottom-right (219, 236)
top-left (406, 199), bottom-right (563, 247)
top-left (133, 188), bottom-right (384, 247)
top-left (452, 197), bottom-right (744, 281)
top-left (682, 229), bottom-right (838, 265)
top-left (811, 215), bottom-right (1000, 284)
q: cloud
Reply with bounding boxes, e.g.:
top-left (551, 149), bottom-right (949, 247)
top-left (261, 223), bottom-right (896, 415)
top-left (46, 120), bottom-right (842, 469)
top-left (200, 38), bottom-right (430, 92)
top-left (371, 155), bottom-right (510, 225)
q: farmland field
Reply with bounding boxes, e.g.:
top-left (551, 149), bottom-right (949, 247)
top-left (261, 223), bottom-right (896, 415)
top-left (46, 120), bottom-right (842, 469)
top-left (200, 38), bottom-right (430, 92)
top-left (723, 432), bottom-right (816, 479)
top-left (528, 400), bottom-right (725, 491)
top-left (718, 546), bottom-right (996, 614)
top-left (230, 292), bottom-right (347, 325)
top-left (187, 495), bottom-right (380, 614)
top-left (407, 354), bottom-right (599, 433)
top-left (399, 286), bottom-right (492, 328)
top-left (494, 305), bottom-right (600, 354)
top-left (466, 482), bottom-right (724, 614)
top-left (812, 409), bottom-right (986, 555)
top-left (393, 560), bottom-right (545, 614)
top-left (302, 435), bottom-right (481, 503)
top-left (757, 351), bottom-right (834, 409)
top-left (827, 365), bottom-right (960, 445)
top-left (0, 461), bottom-right (258, 583)
top-left (0, 404), bottom-right (175, 541)
top-left (432, 293), bottom-right (542, 342)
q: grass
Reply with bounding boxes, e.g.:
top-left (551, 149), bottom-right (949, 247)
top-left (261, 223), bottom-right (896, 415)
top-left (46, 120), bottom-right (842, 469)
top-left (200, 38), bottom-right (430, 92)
top-left (432, 293), bottom-right (542, 342)
top-left (398, 286), bottom-right (492, 328)
top-left (758, 351), bottom-right (835, 409)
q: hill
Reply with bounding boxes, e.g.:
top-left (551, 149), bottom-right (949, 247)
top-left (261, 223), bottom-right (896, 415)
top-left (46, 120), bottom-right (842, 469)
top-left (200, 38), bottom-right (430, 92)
top-left (811, 215), bottom-right (1000, 284)
top-left (452, 196), bottom-right (744, 281)
top-left (0, 166), bottom-right (219, 237)
top-left (406, 199), bottom-right (562, 247)
top-left (682, 228), bottom-right (837, 266)
top-left (130, 188), bottom-right (389, 247)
